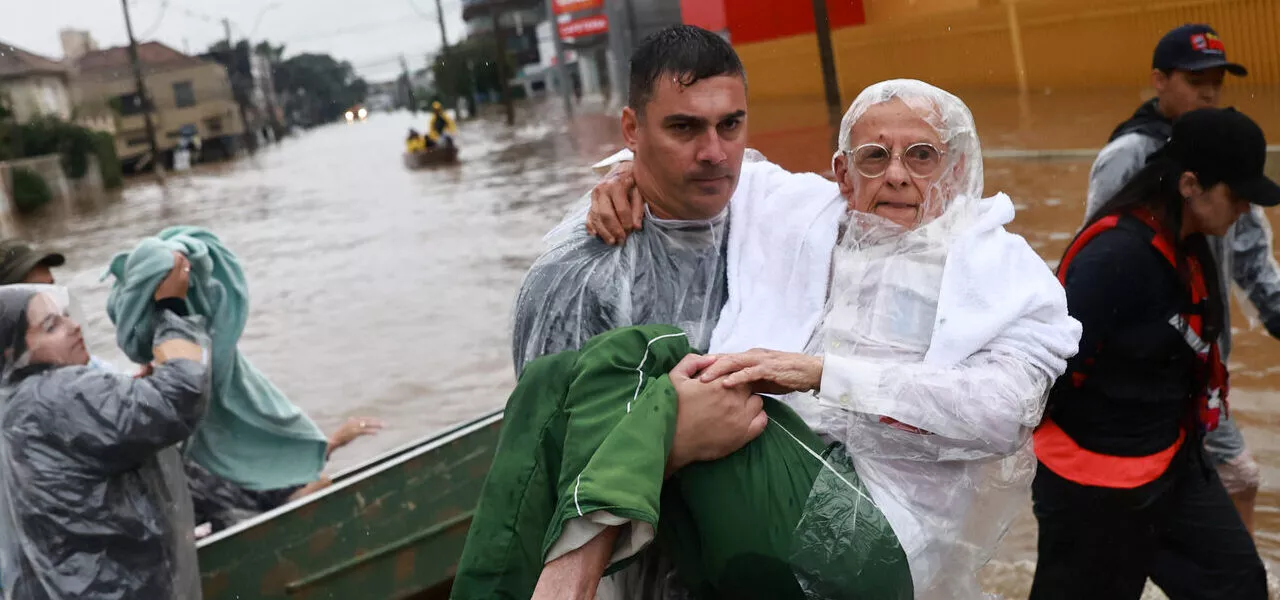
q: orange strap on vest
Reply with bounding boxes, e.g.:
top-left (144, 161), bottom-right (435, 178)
top-left (1034, 421), bottom-right (1186, 489)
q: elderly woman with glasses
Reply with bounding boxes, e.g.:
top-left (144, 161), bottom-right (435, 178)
top-left (457, 80), bottom-right (1080, 600)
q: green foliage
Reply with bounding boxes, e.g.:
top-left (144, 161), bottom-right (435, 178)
top-left (272, 52), bottom-right (369, 125)
top-left (92, 132), bottom-right (123, 189)
top-left (430, 38), bottom-right (517, 108)
top-left (10, 167), bottom-right (52, 213)
top-left (17, 117), bottom-right (96, 178)
top-left (0, 117), bottom-right (103, 181)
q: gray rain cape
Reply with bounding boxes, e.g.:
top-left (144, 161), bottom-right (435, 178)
top-left (511, 200), bottom-right (729, 374)
top-left (0, 285), bottom-right (210, 599)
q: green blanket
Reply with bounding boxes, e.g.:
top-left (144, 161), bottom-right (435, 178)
top-left (104, 226), bottom-right (327, 490)
top-left (452, 325), bottom-right (911, 600)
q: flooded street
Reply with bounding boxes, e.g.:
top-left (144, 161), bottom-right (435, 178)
top-left (13, 89), bottom-right (1280, 597)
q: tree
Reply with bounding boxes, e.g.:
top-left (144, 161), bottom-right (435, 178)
top-left (272, 53), bottom-right (368, 125)
top-left (430, 35), bottom-right (516, 114)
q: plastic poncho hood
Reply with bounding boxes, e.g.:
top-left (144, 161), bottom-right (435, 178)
top-left (0, 284), bottom-right (209, 599)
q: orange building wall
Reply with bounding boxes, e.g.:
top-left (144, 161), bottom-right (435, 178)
top-left (717, 0), bottom-right (1280, 105)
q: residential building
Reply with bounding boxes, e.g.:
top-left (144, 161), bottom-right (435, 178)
top-left (0, 42), bottom-right (72, 123)
top-left (61, 30), bottom-right (244, 166)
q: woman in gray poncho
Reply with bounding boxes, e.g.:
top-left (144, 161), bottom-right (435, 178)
top-left (0, 254), bottom-right (210, 599)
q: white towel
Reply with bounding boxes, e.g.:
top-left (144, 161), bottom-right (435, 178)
top-left (708, 162), bottom-right (844, 354)
top-left (711, 190), bottom-right (1080, 377)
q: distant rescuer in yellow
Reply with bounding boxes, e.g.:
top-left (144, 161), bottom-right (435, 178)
top-left (426, 101), bottom-right (459, 147)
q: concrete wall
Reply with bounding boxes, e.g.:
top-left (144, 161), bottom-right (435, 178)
top-left (73, 61), bottom-right (244, 160)
top-left (0, 75), bottom-right (73, 122)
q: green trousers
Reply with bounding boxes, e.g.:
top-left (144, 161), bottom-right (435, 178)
top-left (451, 325), bottom-right (911, 600)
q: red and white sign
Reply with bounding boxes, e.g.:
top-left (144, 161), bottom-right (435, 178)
top-left (552, 0), bottom-right (602, 15)
top-left (558, 14), bottom-right (609, 39)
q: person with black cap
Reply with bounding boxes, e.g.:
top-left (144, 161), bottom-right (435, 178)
top-left (1031, 107), bottom-right (1273, 599)
top-left (1085, 22), bottom-right (1271, 537)
top-left (0, 240), bottom-right (65, 286)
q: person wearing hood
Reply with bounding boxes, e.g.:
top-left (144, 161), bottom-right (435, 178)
top-left (459, 79), bottom-right (1080, 600)
top-left (0, 254), bottom-right (210, 599)
top-left (1085, 24), bottom-right (1272, 531)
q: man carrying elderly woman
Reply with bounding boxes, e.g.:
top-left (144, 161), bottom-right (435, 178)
top-left (452, 46), bottom-right (1081, 599)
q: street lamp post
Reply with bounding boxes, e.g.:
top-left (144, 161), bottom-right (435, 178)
top-left (810, 0), bottom-right (843, 131)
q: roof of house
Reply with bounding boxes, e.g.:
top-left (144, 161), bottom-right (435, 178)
top-left (0, 42), bottom-right (69, 79)
top-left (74, 41), bottom-right (206, 77)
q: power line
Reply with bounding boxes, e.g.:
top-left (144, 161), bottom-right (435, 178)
top-left (138, 0), bottom-right (171, 39)
top-left (287, 15), bottom-right (426, 44)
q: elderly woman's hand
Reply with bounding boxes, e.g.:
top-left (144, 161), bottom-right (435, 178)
top-left (698, 349), bottom-right (824, 395)
top-left (585, 161), bottom-right (644, 245)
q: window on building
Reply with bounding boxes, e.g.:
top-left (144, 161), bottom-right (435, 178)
top-left (173, 81), bottom-right (196, 108)
top-left (114, 93), bottom-right (149, 116)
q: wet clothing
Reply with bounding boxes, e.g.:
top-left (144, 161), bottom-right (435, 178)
top-left (185, 460), bottom-right (301, 532)
top-left (510, 203), bottom-right (729, 375)
top-left (1086, 98), bottom-right (1280, 470)
top-left (0, 289), bottom-right (210, 600)
top-left (1031, 213), bottom-right (1265, 599)
top-left (106, 226), bottom-right (328, 490)
top-left (452, 325), bottom-right (911, 600)
top-left (1030, 446), bottom-right (1265, 600)
top-left (1041, 218), bottom-right (1207, 459)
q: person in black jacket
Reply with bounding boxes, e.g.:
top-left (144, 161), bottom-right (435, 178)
top-left (1031, 108), bottom-right (1277, 599)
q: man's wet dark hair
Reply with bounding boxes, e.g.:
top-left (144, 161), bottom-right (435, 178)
top-left (628, 25), bottom-right (746, 116)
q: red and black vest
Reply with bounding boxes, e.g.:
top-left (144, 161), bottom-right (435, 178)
top-left (1034, 209), bottom-right (1228, 489)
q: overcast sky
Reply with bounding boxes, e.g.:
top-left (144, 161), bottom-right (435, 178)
top-left (4, 0), bottom-right (469, 82)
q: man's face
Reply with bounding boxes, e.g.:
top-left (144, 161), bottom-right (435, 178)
top-left (622, 74), bottom-right (747, 220)
top-left (833, 100), bottom-right (949, 229)
top-left (1154, 68), bottom-right (1225, 118)
top-left (23, 266), bottom-right (54, 285)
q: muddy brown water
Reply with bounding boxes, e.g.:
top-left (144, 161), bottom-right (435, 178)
top-left (12, 89), bottom-right (1280, 597)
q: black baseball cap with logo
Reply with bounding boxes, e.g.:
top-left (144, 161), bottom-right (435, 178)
top-left (1164, 107), bottom-right (1280, 207)
top-left (1153, 24), bottom-right (1247, 76)
top-left (0, 240), bottom-right (65, 285)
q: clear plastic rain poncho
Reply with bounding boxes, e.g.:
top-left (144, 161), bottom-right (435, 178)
top-left (0, 285), bottom-right (210, 599)
top-left (511, 198), bottom-right (728, 374)
top-left (773, 80), bottom-right (1079, 598)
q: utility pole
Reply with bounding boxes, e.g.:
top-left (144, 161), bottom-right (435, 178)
top-left (490, 6), bottom-right (515, 126)
top-left (400, 53), bottom-right (418, 114)
top-left (120, 0), bottom-right (162, 173)
top-left (545, 0), bottom-right (573, 117)
top-left (434, 0), bottom-right (450, 49)
top-left (605, 0), bottom-right (634, 108)
top-left (221, 18), bottom-right (256, 152)
top-left (810, 0), bottom-right (843, 132)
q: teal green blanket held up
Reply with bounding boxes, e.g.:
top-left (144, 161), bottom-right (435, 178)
top-left (104, 226), bottom-right (327, 490)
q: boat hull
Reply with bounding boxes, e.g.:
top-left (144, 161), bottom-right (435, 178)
top-left (198, 409), bottom-right (503, 599)
top-left (403, 146), bottom-right (459, 169)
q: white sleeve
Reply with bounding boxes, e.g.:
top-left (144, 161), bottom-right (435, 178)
top-left (817, 349), bottom-right (1051, 456)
